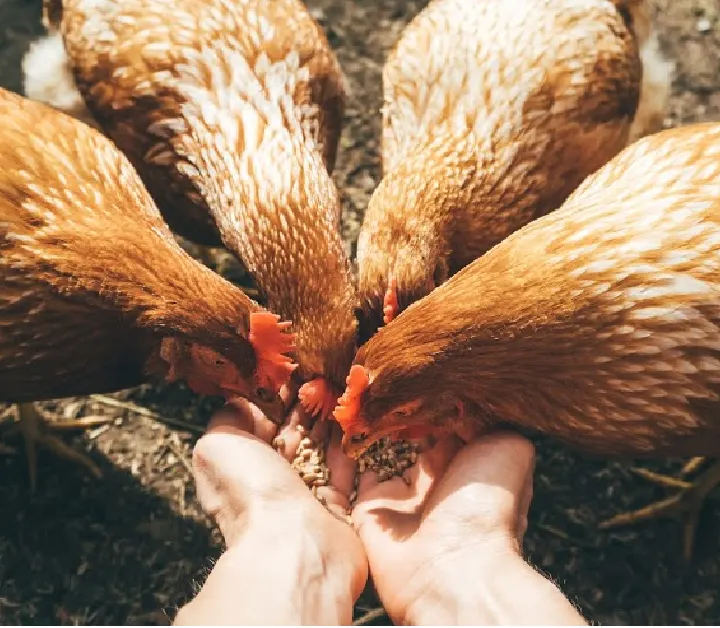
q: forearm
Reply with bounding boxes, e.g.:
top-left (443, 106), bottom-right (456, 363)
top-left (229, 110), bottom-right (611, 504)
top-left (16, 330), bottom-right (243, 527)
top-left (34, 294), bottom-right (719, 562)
top-left (405, 549), bottom-right (587, 626)
top-left (174, 532), bottom-right (355, 625)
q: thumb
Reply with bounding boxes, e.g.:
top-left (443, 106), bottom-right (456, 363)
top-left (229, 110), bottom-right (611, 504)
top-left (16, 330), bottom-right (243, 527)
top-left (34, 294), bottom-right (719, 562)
top-left (424, 431), bottom-right (536, 539)
top-left (191, 405), bottom-right (308, 546)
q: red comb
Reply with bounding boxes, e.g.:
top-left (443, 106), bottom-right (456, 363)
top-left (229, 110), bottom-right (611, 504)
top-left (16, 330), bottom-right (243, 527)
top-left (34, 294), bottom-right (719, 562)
top-left (249, 312), bottom-right (298, 391)
top-left (383, 277), bottom-right (399, 325)
top-left (298, 377), bottom-right (338, 421)
top-left (333, 365), bottom-right (370, 431)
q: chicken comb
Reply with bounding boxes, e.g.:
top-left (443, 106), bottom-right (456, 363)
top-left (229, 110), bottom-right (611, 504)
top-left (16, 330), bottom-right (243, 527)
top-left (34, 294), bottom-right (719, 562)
top-left (383, 277), bottom-right (399, 325)
top-left (298, 377), bottom-right (338, 421)
top-left (248, 312), bottom-right (298, 391)
top-left (333, 365), bottom-right (370, 431)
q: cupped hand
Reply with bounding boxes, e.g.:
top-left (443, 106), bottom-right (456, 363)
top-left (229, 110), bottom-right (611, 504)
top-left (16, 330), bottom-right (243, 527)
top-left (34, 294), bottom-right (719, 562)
top-left (191, 402), bottom-right (367, 598)
top-left (222, 383), bottom-right (357, 517)
top-left (352, 430), bottom-right (535, 624)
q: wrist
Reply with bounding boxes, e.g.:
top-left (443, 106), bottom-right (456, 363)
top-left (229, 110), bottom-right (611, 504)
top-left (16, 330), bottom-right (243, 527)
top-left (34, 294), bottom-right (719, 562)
top-left (234, 519), bottom-right (357, 623)
top-left (176, 514), bottom-right (357, 625)
top-left (401, 540), bottom-right (520, 625)
top-left (401, 541), bottom-right (586, 626)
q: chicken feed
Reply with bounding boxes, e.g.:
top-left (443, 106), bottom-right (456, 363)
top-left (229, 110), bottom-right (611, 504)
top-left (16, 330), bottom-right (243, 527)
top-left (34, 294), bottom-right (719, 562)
top-left (273, 426), bottom-right (418, 512)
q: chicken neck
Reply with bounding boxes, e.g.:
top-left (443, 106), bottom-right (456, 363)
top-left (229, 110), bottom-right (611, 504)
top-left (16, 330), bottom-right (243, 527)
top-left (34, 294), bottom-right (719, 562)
top-left (169, 110), bottom-right (357, 388)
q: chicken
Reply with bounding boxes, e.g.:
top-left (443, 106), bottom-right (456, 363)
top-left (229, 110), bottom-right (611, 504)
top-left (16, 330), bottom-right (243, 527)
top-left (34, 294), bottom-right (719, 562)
top-left (0, 87), bottom-right (296, 489)
top-left (22, 0), bottom-right (358, 421)
top-left (336, 122), bottom-right (720, 560)
top-left (355, 0), bottom-right (674, 341)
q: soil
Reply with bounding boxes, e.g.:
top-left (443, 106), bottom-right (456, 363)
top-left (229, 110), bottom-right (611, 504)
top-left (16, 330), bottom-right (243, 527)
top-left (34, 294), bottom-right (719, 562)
top-left (0, 0), bottom-right (719, 624)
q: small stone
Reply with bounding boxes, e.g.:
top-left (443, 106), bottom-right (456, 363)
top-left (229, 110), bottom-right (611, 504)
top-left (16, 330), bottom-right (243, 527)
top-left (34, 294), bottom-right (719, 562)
top-left (303, 472), bottom-right (319, 485)
top-left (697, 18), bottom-right (712, 33)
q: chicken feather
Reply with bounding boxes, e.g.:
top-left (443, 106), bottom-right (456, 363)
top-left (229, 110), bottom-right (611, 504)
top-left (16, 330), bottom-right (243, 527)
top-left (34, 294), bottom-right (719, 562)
top-left (339, 122), bottom-right (720, 461)
top-left (357, 0), bottom-right (673, 341)
top-left (0, 87), bottom-right (294, 416)
top-left (25, 0), bottom-right (358, 417)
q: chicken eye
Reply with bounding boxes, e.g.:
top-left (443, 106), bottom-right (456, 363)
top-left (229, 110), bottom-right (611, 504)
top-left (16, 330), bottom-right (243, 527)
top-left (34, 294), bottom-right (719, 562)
top-left (214, 358), bottom-right (227, 367)
top-left (350, 433), bottom-right (367, 444)
top-left (256, 387), bottom-right (275, 403)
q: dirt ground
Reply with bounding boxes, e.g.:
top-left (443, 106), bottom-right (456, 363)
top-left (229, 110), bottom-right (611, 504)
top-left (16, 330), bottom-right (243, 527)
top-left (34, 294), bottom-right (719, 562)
top-left (0, 0), bottom-right (719, 624)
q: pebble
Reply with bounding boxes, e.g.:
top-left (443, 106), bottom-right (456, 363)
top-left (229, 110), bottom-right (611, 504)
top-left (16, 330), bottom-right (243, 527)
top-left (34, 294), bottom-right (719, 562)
top-left (697, 18), bottom-right (712, 33)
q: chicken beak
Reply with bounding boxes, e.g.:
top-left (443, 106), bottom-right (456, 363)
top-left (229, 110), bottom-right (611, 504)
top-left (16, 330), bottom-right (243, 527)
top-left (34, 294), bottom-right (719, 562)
top-left (341, 424), bottom-right (403, 460)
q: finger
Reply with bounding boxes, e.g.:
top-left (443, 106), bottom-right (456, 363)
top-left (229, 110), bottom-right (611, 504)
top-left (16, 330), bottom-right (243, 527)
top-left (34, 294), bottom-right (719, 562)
top-left (450, 430), bottom-right (535, 496)
top-left (210, 399), bottom-right (279, 444)
top-left (415, 434), bottom-right (463, 483)
top-left (517, 478), bottom-right (533, 546)
top-left (315, 485), bottom-right (351, 520)
top-left (192, 426), bottom-right (316, 546)
top-left (516, 459), bottom-right (536, 545)
top-left (275, 402), bottom-right (314, 461)
top-left (325, 422), bottom-right (356, 499)
top-left (424, 431), bottom-right (536, 527)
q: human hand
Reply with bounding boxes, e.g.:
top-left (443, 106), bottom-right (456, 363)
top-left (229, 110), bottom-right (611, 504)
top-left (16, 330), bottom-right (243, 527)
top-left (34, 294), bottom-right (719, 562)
top-left (352, 431), bottom-right (537, 624)
top-left (232, 384), bottom-right (358, 518)
top-left (174, 402), bottom-right (368, 625)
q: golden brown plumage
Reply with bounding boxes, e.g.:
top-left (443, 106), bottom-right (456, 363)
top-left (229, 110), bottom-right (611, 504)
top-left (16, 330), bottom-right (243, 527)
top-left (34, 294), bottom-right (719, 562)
top-left (337, 123), bottom-right (720, 557)
top-left (0, 87), bottom-right (295, 482)
top-left (355, 0), bottom-right (674, 341)
top-left (25, 0), bottom-right (358, 419)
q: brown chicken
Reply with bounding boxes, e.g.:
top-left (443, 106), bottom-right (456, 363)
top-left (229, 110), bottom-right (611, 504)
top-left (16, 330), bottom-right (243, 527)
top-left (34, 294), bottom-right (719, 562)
top-left (355, 0), bottom-right (674, 341)
top-left (336, 122), bottom-right (720, 560)
top-left (0, 87), bottom-right (296, 488)
top-left (22, 0), bottom-right (358, 421)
